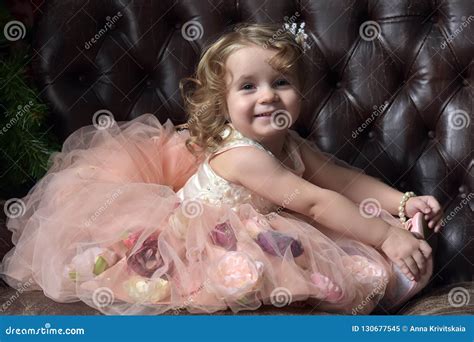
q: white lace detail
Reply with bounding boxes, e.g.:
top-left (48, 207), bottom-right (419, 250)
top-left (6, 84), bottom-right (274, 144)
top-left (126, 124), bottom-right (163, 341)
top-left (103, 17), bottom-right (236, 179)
top-left (214, 126), bottom-right (275, 157)
top-left (176, 126), bottom-right (303, 214)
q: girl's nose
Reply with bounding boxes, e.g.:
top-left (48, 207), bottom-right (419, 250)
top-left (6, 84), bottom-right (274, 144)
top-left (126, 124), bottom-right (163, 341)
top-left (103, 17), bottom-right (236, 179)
top-left (258, 88), bottom-right (279, 104)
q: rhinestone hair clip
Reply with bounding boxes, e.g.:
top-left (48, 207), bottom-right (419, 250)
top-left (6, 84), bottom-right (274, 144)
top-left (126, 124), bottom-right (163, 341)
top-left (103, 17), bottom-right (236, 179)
top-left (284, 22), bottom-right (311, 52)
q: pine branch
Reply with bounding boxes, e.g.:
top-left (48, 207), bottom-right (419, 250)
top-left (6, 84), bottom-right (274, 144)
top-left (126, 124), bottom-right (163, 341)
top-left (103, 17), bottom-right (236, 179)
top-left (0, 5), bottom-right (59, 195)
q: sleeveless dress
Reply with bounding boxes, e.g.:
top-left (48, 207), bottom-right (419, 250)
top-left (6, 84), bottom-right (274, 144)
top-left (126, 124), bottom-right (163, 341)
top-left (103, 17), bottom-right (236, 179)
top-left (0, 114), bottom-right (411, 315)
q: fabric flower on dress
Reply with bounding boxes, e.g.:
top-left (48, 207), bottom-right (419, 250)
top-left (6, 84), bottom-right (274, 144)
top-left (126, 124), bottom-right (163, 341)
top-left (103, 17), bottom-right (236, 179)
top-left (127, 234), bottom-right (164, 278)
top-left (209, 221), bottom-right (237, 251)
top-left (123, 275), bottom-right (171, 303)
top-left (243, 216), bottom-right (270, 239)
top-left (64, 247), bottom-right (119, 281)
top-left (244, 216), bottom-right (304, 257)
top-left (206, 251), bottom-right (264, 301)
top-left (122, 230), bottom-right (142, 249)
top-left (256, 230), bottom-right (304, 257)
top-left (167, 210), bottom-right (190, 240)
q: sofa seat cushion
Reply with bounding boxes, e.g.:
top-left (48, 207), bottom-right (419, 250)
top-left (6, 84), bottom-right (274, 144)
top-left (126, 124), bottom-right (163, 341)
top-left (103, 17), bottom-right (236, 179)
top-left (0, 282), bottom-right (471, 315)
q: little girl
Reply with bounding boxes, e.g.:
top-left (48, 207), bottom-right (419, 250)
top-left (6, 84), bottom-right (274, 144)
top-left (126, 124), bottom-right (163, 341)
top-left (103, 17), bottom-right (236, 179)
top-left (1, 23), bottom-right (443, 315)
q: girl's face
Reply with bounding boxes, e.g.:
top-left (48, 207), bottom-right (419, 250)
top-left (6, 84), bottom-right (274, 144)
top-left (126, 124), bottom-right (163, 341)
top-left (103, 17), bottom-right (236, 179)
top-left (224, 44), bottom-right (302, 140)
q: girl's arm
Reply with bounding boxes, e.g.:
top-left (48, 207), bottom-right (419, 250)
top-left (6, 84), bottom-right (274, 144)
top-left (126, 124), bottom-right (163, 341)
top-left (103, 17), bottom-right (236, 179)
top-left (210, 146), bottom-right (392, 248)
top-left (213, 146), bottom-right (431, 280)
top-left (298, 142), bottom-right (404, 215)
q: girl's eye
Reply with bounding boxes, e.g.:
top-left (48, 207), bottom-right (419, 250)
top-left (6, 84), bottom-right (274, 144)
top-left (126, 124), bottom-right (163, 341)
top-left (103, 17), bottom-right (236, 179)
top-left (241, 84), bottom-right (255, 90)
top-left (274, 79), bottom-right (290, 87)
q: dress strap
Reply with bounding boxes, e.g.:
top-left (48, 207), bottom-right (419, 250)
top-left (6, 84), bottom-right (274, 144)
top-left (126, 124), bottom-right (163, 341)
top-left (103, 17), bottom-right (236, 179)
top-left (210, 125), bottom-right (275, 159)
top-left (209, 126), bottom-right (305, 177)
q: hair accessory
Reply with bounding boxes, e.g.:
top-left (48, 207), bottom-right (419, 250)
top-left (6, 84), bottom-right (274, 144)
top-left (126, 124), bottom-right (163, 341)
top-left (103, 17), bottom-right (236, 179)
top-left (398, 191), bottom-right (416, 224)
top-left (284, 22), bottom-right (311, 52)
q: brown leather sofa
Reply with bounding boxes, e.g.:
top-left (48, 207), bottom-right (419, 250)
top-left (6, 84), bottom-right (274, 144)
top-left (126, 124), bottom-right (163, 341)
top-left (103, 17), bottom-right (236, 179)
top-left (1, 0), bottom-right (472, 315)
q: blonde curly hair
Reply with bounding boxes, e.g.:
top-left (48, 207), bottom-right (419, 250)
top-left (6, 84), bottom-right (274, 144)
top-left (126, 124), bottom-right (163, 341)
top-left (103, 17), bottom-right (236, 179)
top-left (180, 22), bottom-right (307, 156)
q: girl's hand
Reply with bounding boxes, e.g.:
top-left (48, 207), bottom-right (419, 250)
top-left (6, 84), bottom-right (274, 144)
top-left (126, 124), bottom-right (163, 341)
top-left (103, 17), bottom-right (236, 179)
top-left (405, 195), bottom-right (443, 232)
top-left (380, 226), bottom-right (432, 281)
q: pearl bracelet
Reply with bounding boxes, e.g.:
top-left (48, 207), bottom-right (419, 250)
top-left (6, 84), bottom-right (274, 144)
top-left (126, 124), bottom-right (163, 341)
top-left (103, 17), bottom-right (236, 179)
top-left (398, 191), bottom-right (416, 223)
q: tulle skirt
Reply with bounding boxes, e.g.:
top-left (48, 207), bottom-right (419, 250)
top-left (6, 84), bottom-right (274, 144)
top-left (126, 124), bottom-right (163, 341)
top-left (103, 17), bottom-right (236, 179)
top-left (1, 114), bottom-right (406, 315)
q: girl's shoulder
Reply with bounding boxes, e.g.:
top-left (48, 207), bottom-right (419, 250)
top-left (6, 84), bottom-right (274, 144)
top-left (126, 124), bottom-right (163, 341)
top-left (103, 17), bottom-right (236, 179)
top-left (210, 125), bottom-right (273, 158)
top-left (210, 125), bottom-right (307, 160)
top-left (209, 125), bottom-right (306, 179)
top-left (206, 125), bottom-right (285, 185)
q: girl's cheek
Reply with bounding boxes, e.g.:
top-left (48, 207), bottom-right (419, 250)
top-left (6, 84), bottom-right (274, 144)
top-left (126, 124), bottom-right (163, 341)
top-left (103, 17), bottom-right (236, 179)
top-left (236, 97), bottom-right (252, 108)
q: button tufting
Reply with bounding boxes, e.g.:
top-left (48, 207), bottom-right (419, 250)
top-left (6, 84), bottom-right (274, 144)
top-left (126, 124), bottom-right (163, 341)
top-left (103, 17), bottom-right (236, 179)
top-left (368, 131), bottom-right (375, 139)
top-left (462, 79), bottom-right (469, 87)
top-left (146, 79), bottom-right (153, 87)
top-left (335, 81), bottom-right (342, 89)
top-left (430, 13), bottom-right (439, 23)
top-left (428, 130), bottom-right (435, 139)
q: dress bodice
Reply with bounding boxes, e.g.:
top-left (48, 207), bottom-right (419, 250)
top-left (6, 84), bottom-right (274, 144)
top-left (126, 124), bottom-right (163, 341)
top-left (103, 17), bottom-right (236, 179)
top-left (176, 126), bottom-right (305, 214)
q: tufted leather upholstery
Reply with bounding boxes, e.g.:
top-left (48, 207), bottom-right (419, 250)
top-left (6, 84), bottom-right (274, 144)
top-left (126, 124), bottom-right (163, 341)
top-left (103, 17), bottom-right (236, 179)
top-left (12, 0), bottom-right (472, 290)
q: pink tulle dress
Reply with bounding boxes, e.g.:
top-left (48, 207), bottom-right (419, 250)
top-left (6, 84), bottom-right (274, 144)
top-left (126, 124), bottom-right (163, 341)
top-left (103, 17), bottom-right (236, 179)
top-left (0, 114), bottom-right (428, 315)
